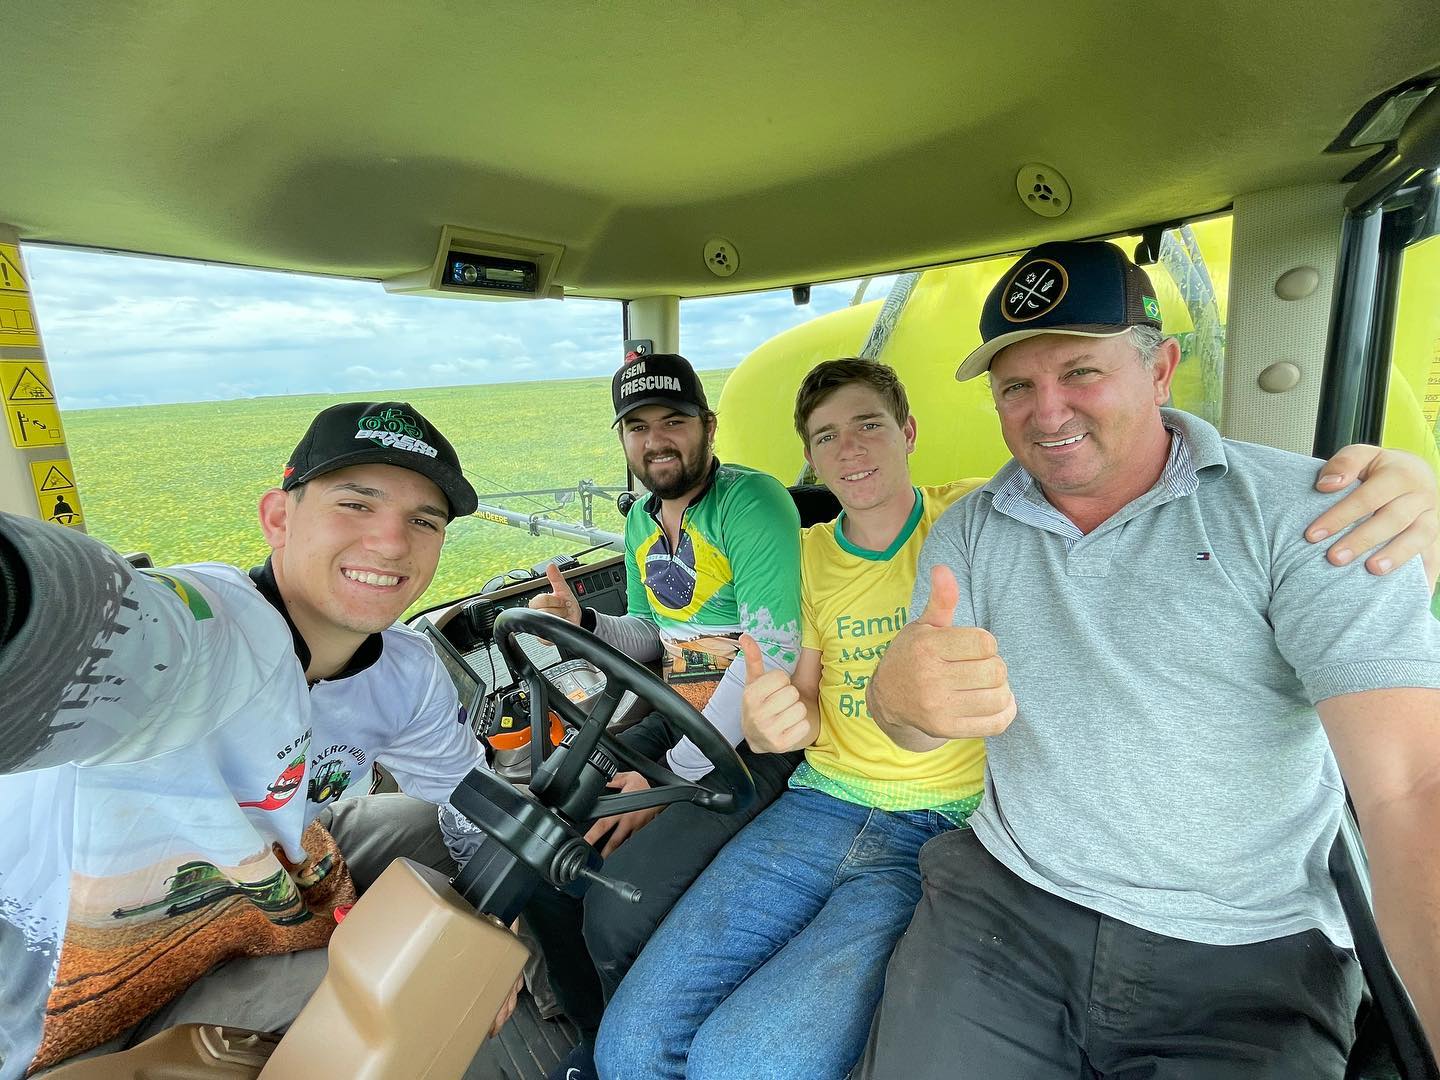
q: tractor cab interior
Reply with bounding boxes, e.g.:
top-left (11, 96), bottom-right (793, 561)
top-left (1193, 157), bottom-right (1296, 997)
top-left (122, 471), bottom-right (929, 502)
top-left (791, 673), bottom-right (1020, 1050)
top-left (6, 2), bottom-right (1440, 1078)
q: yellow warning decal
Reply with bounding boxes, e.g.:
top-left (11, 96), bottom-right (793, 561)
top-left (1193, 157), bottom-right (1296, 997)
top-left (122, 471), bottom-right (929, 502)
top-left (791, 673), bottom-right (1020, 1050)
top-left (0, 293), bottom-right (40, 348)
top-left (0, 244), bottom-right (27, 295)
top-left (6, 401), bottom-right (65, 449)
top-left (34, 460), bottom-right (74, 492)
top-left (28, 457), bottom-right (83, 529)
top-left (1, 360), bottom-right (56, 404)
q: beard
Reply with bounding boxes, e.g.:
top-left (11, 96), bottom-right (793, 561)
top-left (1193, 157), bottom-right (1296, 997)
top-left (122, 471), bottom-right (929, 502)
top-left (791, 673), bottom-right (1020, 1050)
top-left (635, 432), bottom-right (714, 500)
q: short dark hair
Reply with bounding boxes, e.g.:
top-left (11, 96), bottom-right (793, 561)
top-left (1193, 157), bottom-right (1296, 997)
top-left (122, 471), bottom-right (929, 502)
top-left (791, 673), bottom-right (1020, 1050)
top-left (794, 358), bottom-right (909, 443)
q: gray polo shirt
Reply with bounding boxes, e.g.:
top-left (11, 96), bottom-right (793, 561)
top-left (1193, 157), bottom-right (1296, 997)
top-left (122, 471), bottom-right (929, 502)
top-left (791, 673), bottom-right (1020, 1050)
top-left (911, 409), bottom-right (1440, 948)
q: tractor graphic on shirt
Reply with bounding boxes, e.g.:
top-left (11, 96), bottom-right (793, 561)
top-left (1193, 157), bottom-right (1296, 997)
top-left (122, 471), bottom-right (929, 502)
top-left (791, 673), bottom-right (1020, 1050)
top-left (307, 759), bottom-right (354, 806)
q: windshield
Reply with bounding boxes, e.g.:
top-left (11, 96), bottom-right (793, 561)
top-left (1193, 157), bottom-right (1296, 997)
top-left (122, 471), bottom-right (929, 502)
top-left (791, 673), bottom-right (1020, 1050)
top-left (25, 247), bottom-right (821, 613)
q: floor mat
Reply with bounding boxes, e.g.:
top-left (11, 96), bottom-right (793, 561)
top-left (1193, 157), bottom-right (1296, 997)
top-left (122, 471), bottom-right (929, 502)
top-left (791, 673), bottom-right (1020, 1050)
top-left (464, 992), bottom-right (581, 1080)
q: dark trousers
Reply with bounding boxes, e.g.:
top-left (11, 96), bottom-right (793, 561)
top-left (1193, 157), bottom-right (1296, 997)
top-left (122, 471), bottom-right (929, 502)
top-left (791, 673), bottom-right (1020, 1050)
top-left (856, 828), bottom-right (1364, 1080)
top-left (524, 712), bottom-right (800, 1037)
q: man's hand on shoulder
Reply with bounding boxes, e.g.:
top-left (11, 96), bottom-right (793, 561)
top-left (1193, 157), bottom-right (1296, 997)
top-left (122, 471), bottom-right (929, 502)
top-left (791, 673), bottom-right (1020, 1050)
top-left (739, 634), bottom-right (817, 754)
top-left (1308, 443), bottom-right (1439, 588)
top-left (529, 563), bottom-right (583, 626)
top-left (869, 565), bottom-right (1016, 752)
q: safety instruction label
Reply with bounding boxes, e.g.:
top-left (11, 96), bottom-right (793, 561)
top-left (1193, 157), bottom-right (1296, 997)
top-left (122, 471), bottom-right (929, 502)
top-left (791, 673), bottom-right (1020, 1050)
top-left (6, 401), bottom-right (65, 448)
top-left (1, 360), bottom-right (56, 403)
top-left (29, 457), bottom-right (83, 528)
top-left (1, 359), bottom-right (63, 448)
top-left (0, 243), bottom-right (40, 349)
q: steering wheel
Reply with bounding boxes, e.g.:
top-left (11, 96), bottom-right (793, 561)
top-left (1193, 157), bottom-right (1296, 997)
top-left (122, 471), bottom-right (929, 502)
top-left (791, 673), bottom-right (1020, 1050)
top-left (492, 606), bottom-right (756, 825)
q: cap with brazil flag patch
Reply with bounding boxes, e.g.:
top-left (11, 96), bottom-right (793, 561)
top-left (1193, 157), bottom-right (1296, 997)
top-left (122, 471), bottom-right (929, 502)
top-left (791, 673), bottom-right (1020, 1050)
top-left (954, 240), bottom-right (1164, 382)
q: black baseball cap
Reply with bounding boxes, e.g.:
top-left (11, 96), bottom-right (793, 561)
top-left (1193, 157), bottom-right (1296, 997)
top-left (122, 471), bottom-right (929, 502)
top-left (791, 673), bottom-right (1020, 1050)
top-left (611, 352), bottom-right (710, 426)
top-left (955, 240), bottom-right (1164, 381)
top-left (282, 401), bottom-right (478, 519)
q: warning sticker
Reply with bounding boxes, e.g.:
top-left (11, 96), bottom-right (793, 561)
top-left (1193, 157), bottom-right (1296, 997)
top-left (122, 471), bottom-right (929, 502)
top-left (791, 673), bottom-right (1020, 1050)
top-left (0, 293), bottom-right (40, 348)
top-left (6, 402), bottom-right (65, 449)
top-left (34, 460), bottom-right (75, 492)
top-left (28, 457), bottom-right (83, 528)
top-left (0, 244), bottom-right (26, 294)
top-left (1, 360), bottom-right (56, 404)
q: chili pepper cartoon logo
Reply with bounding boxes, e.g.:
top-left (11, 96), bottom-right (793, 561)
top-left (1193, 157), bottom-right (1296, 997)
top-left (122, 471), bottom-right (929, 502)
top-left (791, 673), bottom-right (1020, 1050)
top-left (240, 751), bottom-right (306, 811)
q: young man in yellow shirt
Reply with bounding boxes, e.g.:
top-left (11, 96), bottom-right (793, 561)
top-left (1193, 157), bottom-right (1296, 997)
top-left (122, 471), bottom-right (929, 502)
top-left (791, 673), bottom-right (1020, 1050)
top-left (594, 358), bottom-right (1440, 1080)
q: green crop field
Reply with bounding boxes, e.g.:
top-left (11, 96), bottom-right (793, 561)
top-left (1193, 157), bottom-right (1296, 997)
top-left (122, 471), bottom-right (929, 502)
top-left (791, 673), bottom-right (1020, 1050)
top-left (63, 369), bottom-right (733, 617)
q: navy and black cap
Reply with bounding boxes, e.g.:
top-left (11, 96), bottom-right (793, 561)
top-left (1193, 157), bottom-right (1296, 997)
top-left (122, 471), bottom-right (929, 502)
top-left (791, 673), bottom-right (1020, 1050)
top-left (282, 401), bottom-right (478, 519)
top-left (612, 351), bottom-right (710, 426)
top-left (955, 240), bottom-right (1164, 382)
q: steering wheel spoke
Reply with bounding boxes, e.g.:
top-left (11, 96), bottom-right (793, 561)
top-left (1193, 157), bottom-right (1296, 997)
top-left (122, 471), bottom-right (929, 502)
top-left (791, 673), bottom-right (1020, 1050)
top-left (542, 681), bottom-right (591, 731)
top-left (585, 780), bottom-right (711, 822)
top-left (584, 686), bottom-right (624, 732)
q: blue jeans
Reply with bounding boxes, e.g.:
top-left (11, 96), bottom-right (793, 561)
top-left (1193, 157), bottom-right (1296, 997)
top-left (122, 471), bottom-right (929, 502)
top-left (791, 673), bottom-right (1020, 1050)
top-left (594, 786), bottom-right (953, 1080)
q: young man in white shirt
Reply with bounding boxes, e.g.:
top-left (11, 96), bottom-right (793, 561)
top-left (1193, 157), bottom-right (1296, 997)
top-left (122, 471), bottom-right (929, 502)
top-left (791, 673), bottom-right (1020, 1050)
top-left (1, 401), bottom-right (515, 1077)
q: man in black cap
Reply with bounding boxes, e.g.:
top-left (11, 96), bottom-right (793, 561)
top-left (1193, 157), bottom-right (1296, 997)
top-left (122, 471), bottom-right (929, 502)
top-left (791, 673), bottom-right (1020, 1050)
top-left (256, 400), bottom-right (485, 890)
top-left (502, 351), bottom-right (806, 1079)
top-left (856, 242), bottom-right (1440, 1077)
top-left (0, 401), bottom-right (521, 1076)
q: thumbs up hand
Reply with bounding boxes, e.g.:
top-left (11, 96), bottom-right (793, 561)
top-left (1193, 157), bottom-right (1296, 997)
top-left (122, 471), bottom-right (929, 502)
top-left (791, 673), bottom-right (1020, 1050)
top-left (528, 563), bottom-right (582, 626)
top-left (739, 634), bottom-right (818, 754)
top-left (869, 565), bottom-right (1016, 751)
top-left (916, 562), bottom-right (961, 629)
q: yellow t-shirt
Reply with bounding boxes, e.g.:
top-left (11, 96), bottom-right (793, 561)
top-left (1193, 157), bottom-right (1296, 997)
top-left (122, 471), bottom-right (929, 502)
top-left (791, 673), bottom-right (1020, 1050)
top-left (796, 481), bottom-right (988, 821)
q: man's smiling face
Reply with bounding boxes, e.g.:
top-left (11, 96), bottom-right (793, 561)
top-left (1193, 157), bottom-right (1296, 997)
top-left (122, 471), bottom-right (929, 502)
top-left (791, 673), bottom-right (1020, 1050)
top-left (261, 463), bottom-right (448, 649)
top-left (989, 332), bottom-right (1176, 501)
top-left (620, 405), bottom-right (715, 501)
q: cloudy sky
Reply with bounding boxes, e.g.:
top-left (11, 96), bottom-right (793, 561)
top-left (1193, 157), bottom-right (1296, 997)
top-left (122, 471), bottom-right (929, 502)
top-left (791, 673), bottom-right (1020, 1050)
top-left (23, 245), bottom-right (886, 410)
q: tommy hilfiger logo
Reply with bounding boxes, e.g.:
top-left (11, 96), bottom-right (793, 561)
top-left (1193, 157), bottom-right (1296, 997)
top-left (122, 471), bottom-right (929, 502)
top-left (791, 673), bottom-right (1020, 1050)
top-left (1196, 552), bottom-right (1212, 561)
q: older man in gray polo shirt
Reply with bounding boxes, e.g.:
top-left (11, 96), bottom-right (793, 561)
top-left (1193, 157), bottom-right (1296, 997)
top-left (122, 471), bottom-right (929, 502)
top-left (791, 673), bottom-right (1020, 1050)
top-left (857, 240), bottom-right (1440, 1079)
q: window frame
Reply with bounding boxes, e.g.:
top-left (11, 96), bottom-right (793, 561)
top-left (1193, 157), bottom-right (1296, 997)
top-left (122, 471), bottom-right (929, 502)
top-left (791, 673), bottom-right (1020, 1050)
top-left (1315, 169), bottom-right (1440, 456)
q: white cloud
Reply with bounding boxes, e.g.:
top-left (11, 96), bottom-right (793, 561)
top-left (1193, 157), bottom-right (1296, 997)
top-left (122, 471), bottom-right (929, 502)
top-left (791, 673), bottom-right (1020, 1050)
top-left (22, 244), bottom-right (881, 409)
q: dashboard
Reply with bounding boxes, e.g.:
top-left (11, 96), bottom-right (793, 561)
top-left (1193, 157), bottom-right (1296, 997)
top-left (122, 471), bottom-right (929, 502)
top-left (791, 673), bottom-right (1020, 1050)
top-left (433, 555), bottom-right (629, 694)
top-left (414, 556), bottom-right (645, 777)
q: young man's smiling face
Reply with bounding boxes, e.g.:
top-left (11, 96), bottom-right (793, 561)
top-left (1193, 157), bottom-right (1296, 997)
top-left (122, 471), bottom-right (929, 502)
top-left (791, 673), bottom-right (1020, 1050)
top-left (803, 382), bottom-right (916, 515)
top-left (260, 463), bottom-right (448, 652)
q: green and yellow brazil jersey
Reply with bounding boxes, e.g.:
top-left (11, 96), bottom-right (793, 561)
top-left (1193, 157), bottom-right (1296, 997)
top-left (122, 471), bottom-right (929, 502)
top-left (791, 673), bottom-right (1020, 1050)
top-left (796, 480), bottom-right (988, 822)
top-left (624, 462), bottom-right (802, 701)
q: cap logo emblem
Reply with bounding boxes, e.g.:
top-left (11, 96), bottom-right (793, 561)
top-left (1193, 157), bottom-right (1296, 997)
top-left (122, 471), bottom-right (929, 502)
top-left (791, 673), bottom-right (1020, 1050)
top-left (1001, 258), bottom-right (1069, 323)
top-left (358, 407), bottom-right (422, 438)
top-left (354, 408), bottom-right (438, 458)
top-left (1143, 295), bottom-right (1161, 321)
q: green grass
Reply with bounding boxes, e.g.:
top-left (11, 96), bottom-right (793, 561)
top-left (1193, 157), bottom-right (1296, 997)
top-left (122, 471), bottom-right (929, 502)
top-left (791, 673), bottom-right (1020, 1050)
top-left (64, 370), bottom-right (733, 616)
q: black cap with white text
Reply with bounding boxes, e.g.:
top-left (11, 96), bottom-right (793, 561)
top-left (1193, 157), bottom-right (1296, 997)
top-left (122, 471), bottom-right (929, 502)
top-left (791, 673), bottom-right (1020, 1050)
top-left (611, 352), bottom-right (710, 426)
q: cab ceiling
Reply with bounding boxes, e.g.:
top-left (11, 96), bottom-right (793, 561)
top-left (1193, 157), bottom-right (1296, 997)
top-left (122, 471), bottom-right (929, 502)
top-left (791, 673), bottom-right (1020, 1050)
top-left (5, 1), bottom-right (1438, 298)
